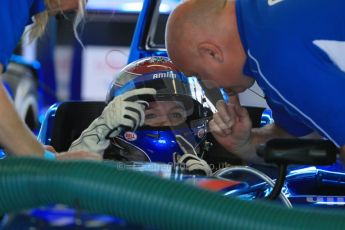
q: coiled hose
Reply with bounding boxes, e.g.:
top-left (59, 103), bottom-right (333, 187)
top-left (0, 157), bottom-right (344, 230)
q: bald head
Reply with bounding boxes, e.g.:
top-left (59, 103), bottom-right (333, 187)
top-left (165, 0), bottom-right (252, 94)
top-left (169, 0), bottom-right (227, 27)
top-left (166, 0), bottom-right (228, 66)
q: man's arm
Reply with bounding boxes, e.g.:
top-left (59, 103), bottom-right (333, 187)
top-left (231, 123), bottom-right (293, 163)
top-left (0, 64), bottom-right (44, 156)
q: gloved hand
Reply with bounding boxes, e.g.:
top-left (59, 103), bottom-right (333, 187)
top-left (173, 135), bottom-right (212, 176)
top-left (69, 88), bottom-right (156, 154)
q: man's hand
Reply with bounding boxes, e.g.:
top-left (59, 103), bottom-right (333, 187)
top-left (209, 100), bottom-right (252, 154)
top-left (210, 100), bottom-right (296, 163)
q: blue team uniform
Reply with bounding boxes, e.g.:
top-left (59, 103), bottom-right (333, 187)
top-left (236, 0), bottom-right (345, 147)
top-left (0, 0), bottom-right (45, 70)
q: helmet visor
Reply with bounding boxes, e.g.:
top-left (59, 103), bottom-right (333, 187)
top-left (114, 70), bottom-right (193, 101)
top-left (113, 71), bottom-right (206, 128)
top-left (144, 100), bottom-right (188, 127)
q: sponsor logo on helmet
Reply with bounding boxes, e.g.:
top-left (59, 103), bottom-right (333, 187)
top-left (153, 71), bottom-right (177, 79)
top-left (124, 132), bottom-right (137, 141)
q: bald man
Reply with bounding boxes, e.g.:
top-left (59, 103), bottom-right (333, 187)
top-left (166, 0), bottom-right (345, 163)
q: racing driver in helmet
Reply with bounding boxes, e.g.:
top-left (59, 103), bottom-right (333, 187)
top-left (69, 56), bottom-right (213, 175)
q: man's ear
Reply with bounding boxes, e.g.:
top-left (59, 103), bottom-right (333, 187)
top-left (197, 42), bottom-right (223, 63)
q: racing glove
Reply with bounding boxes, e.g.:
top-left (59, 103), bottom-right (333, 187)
top-left (173, 135), bottom-right (212, 176)
top-left (69, 88), bottom-right (156, 155)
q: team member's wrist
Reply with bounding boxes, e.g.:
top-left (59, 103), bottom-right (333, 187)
top-left (43, 150), bottom-right (56, 160)
top-left (232, 133), bottom-right (254, 156)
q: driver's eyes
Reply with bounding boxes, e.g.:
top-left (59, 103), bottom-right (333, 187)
top-left (169, 113), bottom-right (183, 119)
top-left (145, 111), bottom-right (185, 125)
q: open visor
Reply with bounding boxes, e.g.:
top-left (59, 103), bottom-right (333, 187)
top-left (112, 71), bottom-right (194, 102)
top-left (108, 70), bottom-right (207, 127)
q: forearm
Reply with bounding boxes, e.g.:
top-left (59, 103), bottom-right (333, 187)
top-left (234, 123), bottom-right (294, 163)
top-left (69, 137), bottom-right (109, 154)
top-left (69, 134), bottom-right (110, 155)
top-left (68, 117), bottom-right (115, 155)
top-left (0, 66), bottom-right (44, 156)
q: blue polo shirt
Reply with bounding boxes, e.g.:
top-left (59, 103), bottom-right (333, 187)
top-left (0, 0), bottom-right (45, 71)
top-left (236, 0), bottom-right (345, 147)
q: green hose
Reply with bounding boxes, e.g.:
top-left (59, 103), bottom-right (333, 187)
top-left (0, 157), bottom-right (344, 230)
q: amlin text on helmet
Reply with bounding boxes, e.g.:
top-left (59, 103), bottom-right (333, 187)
top-left (153, 71), bottom-right (177, 79)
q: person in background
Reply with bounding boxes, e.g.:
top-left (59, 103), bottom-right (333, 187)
top-left (165, 0), bottom-right (345, 163)
top-left (0, 0), bottom-right (100, 160)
